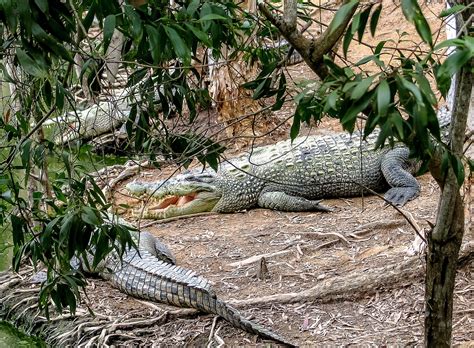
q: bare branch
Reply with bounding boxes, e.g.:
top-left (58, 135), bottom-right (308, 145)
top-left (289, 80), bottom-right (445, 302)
top-left (258, 0), bottom-right (359, 79)
top-left (283, 0), bottom-right (298, 31)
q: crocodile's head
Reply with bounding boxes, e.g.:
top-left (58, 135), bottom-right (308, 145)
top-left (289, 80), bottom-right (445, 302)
top-left (126, 172), bottom-right (223, 219)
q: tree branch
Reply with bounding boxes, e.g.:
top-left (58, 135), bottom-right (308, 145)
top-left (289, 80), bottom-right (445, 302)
top-left (258, 0), bottom-right (359, 79)
top-left (283, 0), bottom-right (298, 32)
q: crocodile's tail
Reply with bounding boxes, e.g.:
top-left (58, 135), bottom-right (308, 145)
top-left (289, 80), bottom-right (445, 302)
top-left (106, 249), bottom-right (296, 347)
top-left (212, 298), bottom-right (297, 347)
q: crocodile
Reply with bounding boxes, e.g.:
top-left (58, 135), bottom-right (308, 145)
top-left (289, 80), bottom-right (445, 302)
top-left (78, 228), bottom-right (295, 346)
top-left (126, 108), bottom-right (451, 220)
top-left (50, 94), bottom-right (130, 144)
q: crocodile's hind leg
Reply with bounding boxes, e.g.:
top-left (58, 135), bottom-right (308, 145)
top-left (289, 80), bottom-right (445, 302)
top-left (257, 191), bottom-right (332, 212)
top-left (381, 147), bottom-right (421, 206)
top-left (138, 231), bottom-right (176, 264)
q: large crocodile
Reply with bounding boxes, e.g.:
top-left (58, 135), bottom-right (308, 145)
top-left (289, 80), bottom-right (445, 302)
top-left (126, 108), bottom-right (451, 220)
top-left (48, 91), bottom-right (131, 144)
top-left (77, 227), bottom-right (295, 346)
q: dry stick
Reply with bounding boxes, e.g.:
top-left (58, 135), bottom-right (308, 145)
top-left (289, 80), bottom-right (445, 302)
top-left (305, 229), bottom-right (351, 246)
top-left (207, 316), bottom-right (220, 348)
top-left (228, 244), bottom-right (474, 308)
top-left (101, 160), bottom-right (151, 199)
top-left (213, 326), bottom-right (225, 347)
top-left (227, 219), bottom-right (406, 267)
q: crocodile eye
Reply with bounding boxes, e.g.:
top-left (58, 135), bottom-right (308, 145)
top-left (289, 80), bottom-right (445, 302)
top-left (184, 174), bottom-right (215, 183)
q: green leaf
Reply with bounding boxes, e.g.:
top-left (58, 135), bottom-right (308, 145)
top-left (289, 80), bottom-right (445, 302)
top-left (31, 23), bottom-right (73, 62)
top-left (343, 22), bottom-right (356, 58)
top-left (414, 72), bottom-right (436, 105)
top-left (290, 112), bottom-right (301, 141)
top-left (434, 38), bottom-right (466, 51)
top-left (436, 48), bottom-right (472, 97)
top-left (401, 0), bottom-right (432, 47)
top-left (374, 40), bottom-right (387, 56)
top-left (370, 4), bottom-right (382, 36)
top-left (184, 23), bottom-right (211, 46)
top-left (83, 3), bottom-right (97, 32)
top-left (63, 282), bottom-right (77, 314)
top-left (34, 0), bottom-right (48, 13)
top-left (357, 5), bottom-right (372, 42)
top-left (390, 111), bottom-right (405, 140)
top-left (163, 25), bottom-right (190, 64)
top-left (449, 154), bottom-right (465, 187)
top-left (56, 82), bottom-right (65, 110)
top-left (351, 76), bottom-right (374, 100)
top-left (59, 214), bottom-right (75, 245)
top-left (145, 25), bottom-right (161, 64)
top-left (328, 0), bottom-right (359, 35)
top-left (11, 215), bottom-right (25, 247)
top-left (81, 206), bottom-right (101, 226)
top-left (43, 79), bottom-right (53, 107)
top-left (272, 73), bottom-right (287, 111)
top-left (198, 13), bottom-right (228, 21)
top-left (187, 0), bottom-right (200, 16)
top-left (439, 4), bottom-right (465, 17)
top-left (20, 138), bottom-right (32, 169)
top-left (124, 5), bottom-right (143, 42)
top-left (340, 91), bottom-right (372, 133)
top-left (200, 2), bottom-right (213, 31)
top-left (376, 79), bottom-right (390, 116)
top-left (414, 17), bottom-right (433, 48)
top-left (126, 69), bottom-right (148, 88)
top-left (399, 77), bottom-right (423, 103)
top-left (16, 49), bottom-right (47, 78)
top-left (355, 55), bottom-right (373, 66)
top-left (103, 14), bottom-right (116, 54)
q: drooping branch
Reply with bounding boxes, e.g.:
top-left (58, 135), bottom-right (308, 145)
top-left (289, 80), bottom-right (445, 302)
top-left (258, 0), bottom-right (359, 79)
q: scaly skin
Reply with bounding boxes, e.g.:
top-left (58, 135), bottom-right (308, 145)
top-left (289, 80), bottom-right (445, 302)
top-left (126, 108), bottom-right (451, 220)
top-left (83, 231), bottom-right (295, 347)
top-left (55, 100), bottom-right (129, 144)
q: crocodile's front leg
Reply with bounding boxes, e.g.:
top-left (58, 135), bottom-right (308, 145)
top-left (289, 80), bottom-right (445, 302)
top-left (257, 191), bottom-right (332, 212)
top-left (381, 147), bottom-right (421, 206)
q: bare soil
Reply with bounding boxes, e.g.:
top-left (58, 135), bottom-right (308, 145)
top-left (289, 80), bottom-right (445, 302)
top-left (71, 1), bottom-right (474, 346)
top-left (105, 173), bottom-right (473, 346)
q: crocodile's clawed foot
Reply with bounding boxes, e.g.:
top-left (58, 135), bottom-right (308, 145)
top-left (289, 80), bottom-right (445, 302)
top-left (384, 187), bottom-right (420, 207)
top-left (315, 201), bottom-right (333, 212)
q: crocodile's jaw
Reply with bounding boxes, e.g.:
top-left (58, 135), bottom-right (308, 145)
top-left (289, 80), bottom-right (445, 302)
top-left (139, 191), bottom-right (221, 219)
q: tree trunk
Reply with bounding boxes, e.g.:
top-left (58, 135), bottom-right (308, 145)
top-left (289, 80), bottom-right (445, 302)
top-left (424, 3), bottom-right (473, 343)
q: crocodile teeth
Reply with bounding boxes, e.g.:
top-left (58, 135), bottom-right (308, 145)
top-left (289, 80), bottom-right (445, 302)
top-left (177, 195), bottom-right (195, 207)
top-left (151, 194), bottom-right (197, 210)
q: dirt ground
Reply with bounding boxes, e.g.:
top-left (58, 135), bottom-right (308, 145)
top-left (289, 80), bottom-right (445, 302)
top-left (89, 1), bottom-right (474, 346)
top-left (81, 1), bottom-right (474, 346)
top-left (103, 173), bottom-right (473, 346)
